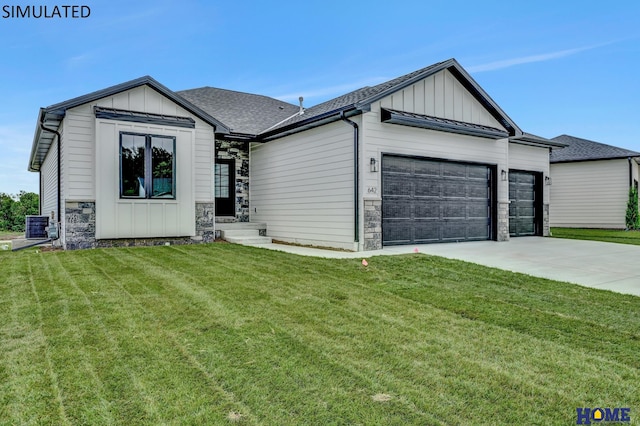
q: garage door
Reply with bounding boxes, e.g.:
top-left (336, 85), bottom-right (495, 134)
top-left (382, 155), bottom-right (492, 245)
top-left (508, 170), bottom-right (540, 237)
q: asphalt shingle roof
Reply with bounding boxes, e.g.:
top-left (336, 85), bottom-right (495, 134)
top-left (176, 87), bottom-right (300, 135)
top-left (550, 134), bottom-right (640, 163)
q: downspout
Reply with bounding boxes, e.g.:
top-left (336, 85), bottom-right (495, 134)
top-left (629, 157), bottom-right (633, 187)
top-left (340, 111), bottom-right (359, 244)
top-left (39, 121), bottom-right (61, 228)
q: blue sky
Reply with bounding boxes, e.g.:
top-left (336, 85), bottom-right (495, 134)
top-left (1, 0), bottom-right (639, 195)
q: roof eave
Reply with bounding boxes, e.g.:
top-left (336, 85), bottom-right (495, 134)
top-left (551, 156), bottom-right (640, 164)
top-left (258, 105), bottom-right (361, 141)
top-left (510, 133), bottom-right (567, 149)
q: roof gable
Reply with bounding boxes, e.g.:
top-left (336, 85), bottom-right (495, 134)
top-left (29, 76), bottom-right (230, 171)
top-left (550, 135), bottom-right (640, 163)
top-left (263, 58), bottom-right (522, 138)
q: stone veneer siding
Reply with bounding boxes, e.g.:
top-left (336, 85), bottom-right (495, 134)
top-left (65, 201), bottom-right (96, 250)
top-left (63, 200), bottom-right (216, 250)
top-left (363, 199), bottom-right (382, 250)
top-left (216, 140), bottom-right (249, 222)
top-left (195, 202), bottom-right (215, 242)
top-left (497, 201), bottom-right (510, 242)
top-left (543, 203), bottom-right (550, 237)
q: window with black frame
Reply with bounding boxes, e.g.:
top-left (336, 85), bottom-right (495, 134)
top-left (120, 133), bottom-right (175, 199)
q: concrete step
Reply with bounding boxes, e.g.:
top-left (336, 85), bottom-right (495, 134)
top-left (224, 235), bottom-right (273, 245)
top-left (221, 229), bottom-right (272, 245)
top-left (216, 222), bottom-right (267, 231)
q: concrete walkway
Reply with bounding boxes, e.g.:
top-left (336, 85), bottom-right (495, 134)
top-left (249, 238), bottom-right (640, 297)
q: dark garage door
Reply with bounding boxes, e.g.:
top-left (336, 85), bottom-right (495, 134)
top-left (382, 155), bottom-right (492, 245)
top-left (509, 170), bottom-right (541, 237)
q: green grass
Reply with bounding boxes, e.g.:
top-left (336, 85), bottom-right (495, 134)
top-left (552, 227), bottom-right (640, 246)
top-left (1, 244), bottom-right (638, 425)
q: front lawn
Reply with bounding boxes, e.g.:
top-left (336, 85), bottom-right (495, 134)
top-left (551, 227), bottom-right (640, 246)
top-left (1, 244), bottom-right (638, 425)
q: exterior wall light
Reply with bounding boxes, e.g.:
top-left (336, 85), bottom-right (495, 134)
top-left (370, 157), bottom-right (378, 172)
top-left (501, 169), bottom-right (507, 181)
top-left (545, 175), bottom-right (552, 185)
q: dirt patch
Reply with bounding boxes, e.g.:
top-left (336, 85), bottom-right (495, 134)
top-left (227, 411), bottom-right (244, 422)
top-left (372, 393), bottom-right (392, 402)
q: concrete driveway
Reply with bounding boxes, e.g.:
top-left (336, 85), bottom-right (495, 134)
top-left (253, 237), bottom-right (640, 297)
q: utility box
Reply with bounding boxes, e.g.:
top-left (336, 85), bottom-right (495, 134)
top-left (47, 222), bottom-right (59, 239)
top-left (25, 215), bottom-right (49, 239)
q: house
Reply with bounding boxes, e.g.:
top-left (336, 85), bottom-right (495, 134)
top-left (28, 58), bottom-right (563, 251)
top-left (549, 134), bottom-right (640, 229)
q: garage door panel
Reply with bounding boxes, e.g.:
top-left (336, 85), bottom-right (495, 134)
top-left (509, 170), bottom-right (540, 237)
top-left (467, 182), bottom-right (489, 199)
top-left (414, 160), bottom-right (441, 176)
top-left (414, 221), bottom-right (442, 243)
top-left (383, 221), bottom-right (413, 244)
top-left (442, 181), bottom-right (467, 198)
top-left (414, 203), bottom-right (440, 220)
top-left (383, 198), bottom-right (412, 219)
top-left (383, 175), bottom-right (412, 196)
top-left (383, 155), bottom-right (492, 245)
top-left (443, 162), bottom-right (467, 178)
top-left (383, 156), bottom-right (412, 173)
top-left (414, 176), bottom-right (441, 197)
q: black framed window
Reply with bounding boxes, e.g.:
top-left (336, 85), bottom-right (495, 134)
top-left (120, 132), bottom-right (175, 199)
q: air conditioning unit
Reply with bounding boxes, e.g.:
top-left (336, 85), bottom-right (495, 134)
top-left (25, 215), bottom-right (50, 239)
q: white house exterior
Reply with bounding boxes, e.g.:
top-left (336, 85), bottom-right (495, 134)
top-left (550, 135), bottom-right (640, 229)
top-left (28, 59), bottom-right (563, 250)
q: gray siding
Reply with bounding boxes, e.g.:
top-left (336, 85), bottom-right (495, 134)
top-left (40, 138), bottom-right (58, 219)
top-left (250, 121), bottom-right (356, 250)
top-left (550, 159), bottom-right (629, 228)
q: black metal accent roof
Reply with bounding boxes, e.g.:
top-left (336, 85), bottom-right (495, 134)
top-left (381, 108), bottom-right (509, 139)
top-left (94, 107), bottom-right (196, 128)
top-left (550, 134), bottom-right (640, 163)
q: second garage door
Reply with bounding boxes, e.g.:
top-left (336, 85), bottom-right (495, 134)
top-left (508, 170), bottom-right (542, 237)
top-left (382, 155), bottom-right (493, 245)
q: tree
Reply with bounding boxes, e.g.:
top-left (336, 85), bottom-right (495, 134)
top-left (625, 186), bottom-right (639, 230)
top-left (0, 191), bottom-right (40, 232)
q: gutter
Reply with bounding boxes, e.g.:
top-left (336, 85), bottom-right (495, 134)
top-left (340, 111), bottom-right (359, 244)
top-left (39, 119), bottom-right (61, 226)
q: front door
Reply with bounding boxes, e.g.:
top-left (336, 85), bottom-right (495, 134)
top-left (215, 158), bottom-right (235, 217)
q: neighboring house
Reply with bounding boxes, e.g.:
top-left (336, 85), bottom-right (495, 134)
top-left (28, 58), bottom-right (563, 250)
top-left (549, 134), bottom-right (640, 229)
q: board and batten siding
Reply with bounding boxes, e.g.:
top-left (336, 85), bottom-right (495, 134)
top-left (63, 85), bottom-right (215, 202)
top-left (95, 120), bottom-right (196, 239)
top-left (381, 69), bottom-right (504, 130)
top-left (250, 121), bottom-right (356, 250)
top-left (40, 137), bottom-right (58, 219)
top-left (550, 159), bottom-right (629, 228)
